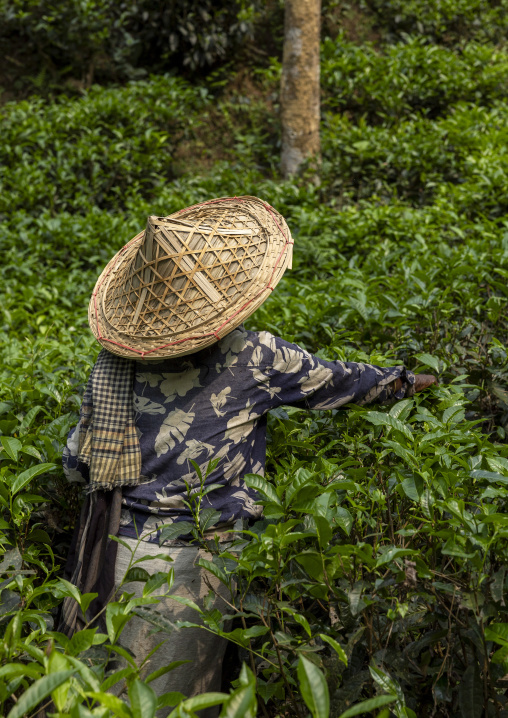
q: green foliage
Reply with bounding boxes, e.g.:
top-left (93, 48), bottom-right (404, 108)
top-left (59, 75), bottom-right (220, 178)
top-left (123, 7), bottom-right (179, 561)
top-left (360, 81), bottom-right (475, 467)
top-left (0, 534), bottom-right (234, 718)
top-left (0, 0), bottom-right (265, 84)
top-left (0, 75), bottom-right (207, 215)
top-left (322, 36), bottom-right (508, 122)
top-left (360, 0), bottom-right (508, 45)
top-left (2, 8), bottom-right (508, 718)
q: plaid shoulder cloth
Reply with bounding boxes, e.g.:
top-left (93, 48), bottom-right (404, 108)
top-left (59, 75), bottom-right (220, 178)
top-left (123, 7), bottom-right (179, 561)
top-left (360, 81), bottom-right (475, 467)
top-left (59, 349), bottom-right (141, 637)
top-left (79, 349), bottom-right (142, 492)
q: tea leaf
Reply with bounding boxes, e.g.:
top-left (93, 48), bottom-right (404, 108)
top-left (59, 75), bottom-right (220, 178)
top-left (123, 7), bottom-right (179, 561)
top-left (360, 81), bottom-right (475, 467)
top-left (297, 656), bottom-right (330, 718)
top-left (458, 663), bottom-right (483, 718)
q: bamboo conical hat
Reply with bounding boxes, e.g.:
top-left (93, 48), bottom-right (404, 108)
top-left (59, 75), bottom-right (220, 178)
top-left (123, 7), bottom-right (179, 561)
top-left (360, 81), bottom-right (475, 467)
top-left (88, 196), bottom-right (293, 359)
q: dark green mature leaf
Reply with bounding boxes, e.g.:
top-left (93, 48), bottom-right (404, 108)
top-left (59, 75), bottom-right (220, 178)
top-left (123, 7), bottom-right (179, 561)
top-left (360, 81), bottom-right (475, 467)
top-left (157, 691), bottom-right (186, 710)
top-left (67, 629), bottom-right (98, 656)
top-left (124, 567), bottom-right (151, 584)
top-left (471, 470), bottom-right (508, 484)
top-left (491, 568), bottom-right (506, 605)
top-left (401, 475), bottom-right (423, 500)
top-left (133, 605), bottom-right (176, 634)
top-left (196, 557), bottom-right (228, 585)
top-left (199, 508), bottom-right (221, 531)
top-left (19, 406), bottom-right (45, 433)
top-left (159, 522), bottom-right (193, 544)
top-left (315, 515), bottom-right (332, 549)
top-left (458, 663), bottom-right (483, 718)
top-left (295, 551), bottom-right (324, 581)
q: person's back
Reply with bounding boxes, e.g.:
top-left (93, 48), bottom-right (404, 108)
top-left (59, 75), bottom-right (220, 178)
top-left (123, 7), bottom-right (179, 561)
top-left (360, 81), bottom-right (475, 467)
top-left (64, 326), bottom-right (415, 541)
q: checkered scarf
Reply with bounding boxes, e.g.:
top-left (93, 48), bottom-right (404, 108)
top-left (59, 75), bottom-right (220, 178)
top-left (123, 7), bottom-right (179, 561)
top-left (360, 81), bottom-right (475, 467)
top-left (78, 349), bottom-right (141, 492)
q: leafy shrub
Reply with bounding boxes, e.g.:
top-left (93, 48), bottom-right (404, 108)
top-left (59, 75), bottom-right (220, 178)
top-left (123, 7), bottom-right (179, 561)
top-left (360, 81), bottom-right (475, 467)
top-left (321, 36), bottom-right (508, 122)
top-left (360, 0), bottom-right (508, 45)
top-left (320, 101), bottom-right (508, 206)
top-left (0, 0), bottom-right (264, 84)
top-left (0, 75), bottom-right (207, 215)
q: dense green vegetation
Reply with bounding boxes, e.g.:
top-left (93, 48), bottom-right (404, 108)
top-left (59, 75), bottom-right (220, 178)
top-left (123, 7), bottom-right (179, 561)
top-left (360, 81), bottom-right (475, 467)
top-left (1, 1), bottom-right (508, 716)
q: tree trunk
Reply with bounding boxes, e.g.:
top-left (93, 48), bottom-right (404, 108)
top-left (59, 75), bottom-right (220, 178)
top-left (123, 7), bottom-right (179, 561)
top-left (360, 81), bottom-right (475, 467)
top-left (280, 0), bottom-right (321, 178)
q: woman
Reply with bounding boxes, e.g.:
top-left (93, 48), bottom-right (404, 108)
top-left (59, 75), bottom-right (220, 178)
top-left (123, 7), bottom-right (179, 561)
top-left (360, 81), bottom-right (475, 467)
top-left (61, 196), bottom-right (436, 713)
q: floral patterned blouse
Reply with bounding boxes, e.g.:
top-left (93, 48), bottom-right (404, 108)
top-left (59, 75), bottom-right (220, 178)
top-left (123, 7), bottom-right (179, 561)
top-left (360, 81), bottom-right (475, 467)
top-left (63, 327), bottom-right (415, 542)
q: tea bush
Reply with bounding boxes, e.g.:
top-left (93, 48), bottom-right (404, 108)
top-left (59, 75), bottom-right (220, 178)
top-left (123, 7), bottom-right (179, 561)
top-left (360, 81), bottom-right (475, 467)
top-left (0, 75), bottom-right (209, 215)
top-left (2, 10), bottom-right (508, 718)
top-left (321, 37), bottom-right (508, 122)
top-left (0, 0), bottom-right (264, 83)
top-left (360, 0), bottom-right (508, 45)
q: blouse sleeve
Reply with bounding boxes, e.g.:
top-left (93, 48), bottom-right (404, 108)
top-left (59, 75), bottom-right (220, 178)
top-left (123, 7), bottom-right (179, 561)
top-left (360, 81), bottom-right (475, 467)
top-left (254, 331), bottom-right (415, 411)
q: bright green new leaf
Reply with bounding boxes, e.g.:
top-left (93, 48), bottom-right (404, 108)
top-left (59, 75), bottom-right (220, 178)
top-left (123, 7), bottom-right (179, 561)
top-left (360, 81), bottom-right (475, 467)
top-left (415, 353), bottom-right (440, 373)
top-left (319, 634), bottom-right (348, 665)
top-left (88, 691), bottom-right (133, 718)
top-left (484, 623), bottom-right (508, 646)
top-left (364, 411), bottom-right (413, 440)
top-left (105, 602), bottom-right (131, 644)
top-left (11, 463), bottom-right (56, 496)
top-left (129, 678), bottom-right (157, 718)
top-left (338, 694), bottom-right (397, 718)
top-left (168, 692), bottom-right (228, 717)
top-left (297, 655), bottom-right (330, 718)
top-left (375, 546), bottom-right (415, 568)
top-left (0, 663), bottom-right (43, 680)
top-left (244, 473), bottom-right (281, 505)
top-left (143, 571), bottom-right (173, 597)
top-left (220, 664), bottom-right (257, 718)
top-left (0, 436), bottom-right (22, 462)
top-left (6, 670), bottom-right (75, 718)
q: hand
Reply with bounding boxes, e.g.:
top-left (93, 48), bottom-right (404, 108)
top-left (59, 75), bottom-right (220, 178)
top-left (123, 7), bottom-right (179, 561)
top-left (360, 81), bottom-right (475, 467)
top-left (414, 374), bottom-right (438, 393)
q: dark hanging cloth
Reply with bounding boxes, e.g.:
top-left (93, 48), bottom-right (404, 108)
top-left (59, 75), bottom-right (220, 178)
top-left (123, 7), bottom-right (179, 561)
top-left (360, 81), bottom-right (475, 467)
top-left (59, 489), bottom-right (123, 636)
top-left (58, 349), bottom-right (140, 637)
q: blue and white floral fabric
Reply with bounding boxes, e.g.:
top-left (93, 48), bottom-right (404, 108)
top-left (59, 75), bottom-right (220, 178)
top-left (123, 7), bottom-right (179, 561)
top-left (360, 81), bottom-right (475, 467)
top-left (63, 328), bottom-right (414, 542)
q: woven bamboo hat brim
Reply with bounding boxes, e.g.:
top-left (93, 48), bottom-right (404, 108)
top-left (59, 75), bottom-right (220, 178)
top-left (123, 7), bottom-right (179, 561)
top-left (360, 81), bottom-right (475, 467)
top-left (88, 196), bottom-right (293, 359)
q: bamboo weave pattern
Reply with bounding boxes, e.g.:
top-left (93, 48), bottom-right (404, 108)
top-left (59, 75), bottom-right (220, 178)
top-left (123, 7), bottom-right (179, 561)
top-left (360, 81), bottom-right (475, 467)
top-left (89, 196), bottom-right (293, 358)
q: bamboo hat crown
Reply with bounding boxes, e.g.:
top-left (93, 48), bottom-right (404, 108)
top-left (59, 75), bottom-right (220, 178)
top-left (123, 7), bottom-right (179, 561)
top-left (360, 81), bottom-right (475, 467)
top-left (89, 196), bottom-right (293, 359)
